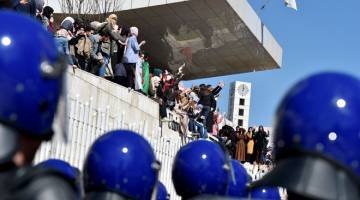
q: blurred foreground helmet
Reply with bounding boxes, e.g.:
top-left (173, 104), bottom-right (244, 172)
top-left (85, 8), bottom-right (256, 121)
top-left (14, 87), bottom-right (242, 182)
top-left (250, 187), bottom-right (280, 200)
top-left (253, 72), bottom-right (360, 199)
top-left (38, 159), bottom-right (78, 182)
top-left (172, 140), bottom-right (231, 199)
top-left (228, 159), bottom-right (249, 198)
top-left (83, 130), bottom-right (159, 200)
top-left (0, 11), bottom-right (66, 164)
top-left (157, 182), bottom-right (169, 200)
top-left (37, 159), bottom-right (82, 197)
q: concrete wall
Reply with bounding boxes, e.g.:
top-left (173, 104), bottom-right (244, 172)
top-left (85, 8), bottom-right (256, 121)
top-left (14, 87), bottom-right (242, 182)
top-left (34, 69), bottom-right (182, 199)
top-left (67, 68), bottom-right (160, 134)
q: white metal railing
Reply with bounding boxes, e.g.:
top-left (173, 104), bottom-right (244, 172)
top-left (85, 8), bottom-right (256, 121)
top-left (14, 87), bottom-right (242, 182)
top-left (33, 94), bottom-right (284, 200)
top-left (34, 95), bottom-right (182, 200)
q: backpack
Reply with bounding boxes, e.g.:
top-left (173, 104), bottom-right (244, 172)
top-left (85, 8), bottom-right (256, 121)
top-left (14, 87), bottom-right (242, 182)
top-left (76, 36), bottom-right (92, 59)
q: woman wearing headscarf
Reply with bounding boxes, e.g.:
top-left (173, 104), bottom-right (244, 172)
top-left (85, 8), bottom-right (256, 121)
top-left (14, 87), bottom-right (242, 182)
top-left (54, 17), bottom-right (75, 66)
top-left (122, 26), bottom-right (145, 89)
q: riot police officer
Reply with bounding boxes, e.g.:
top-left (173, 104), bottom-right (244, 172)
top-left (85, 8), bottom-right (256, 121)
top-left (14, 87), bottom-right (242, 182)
top-left (250, 187), bottom-right (281, 200)
top-left (0, 11), bottom-right (76, 199)
top-left (82, 130), bottom-right (160, 200)
top-left (228, 159), bottom-right (250, 198)
top-left (37, 159), bottom-right (83, 198)
top-left (172, 140), bottom-right (233, 199)
top-left (156, 182), bottom-right (170, 200)
top-left (252, 72), bottom-right (360, 199)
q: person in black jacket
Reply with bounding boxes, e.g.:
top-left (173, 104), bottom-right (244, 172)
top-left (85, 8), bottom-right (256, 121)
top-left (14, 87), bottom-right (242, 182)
top-left (254, 125), bottom-right (269, 164)
top-left (198, 85), bottom-right (212, 132)
top-left (218, 125), bottom-right (237, 158)
top-left (0, 0), bottom-right (12, 8)
top-left (205, 82), bottom-right (225, 133)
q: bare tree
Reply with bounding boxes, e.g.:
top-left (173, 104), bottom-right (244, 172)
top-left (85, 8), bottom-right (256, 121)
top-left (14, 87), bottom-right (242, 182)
top-left (58, 0), bottom-right (125, 15)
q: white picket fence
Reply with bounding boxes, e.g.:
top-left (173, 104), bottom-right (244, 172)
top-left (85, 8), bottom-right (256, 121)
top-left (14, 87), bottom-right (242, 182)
top-left (34, 95), bottom-right (183, 200)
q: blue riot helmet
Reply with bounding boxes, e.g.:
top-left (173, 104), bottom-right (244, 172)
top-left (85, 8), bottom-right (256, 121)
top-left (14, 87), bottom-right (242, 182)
top-left (37, 159), bottom-right (82, 196)
top-left (157, 182), bottom-right (169, 200)
top-left (252, 72), bottom-right (360, 199)
top-left (172, 140), bottom-right (232, 199)
top-left (0, 11), bottom-right (66, 165)
top-left (37, 159), bottom-right (78, 182)
top-left (228, 159), bottom-right (249, 198)
top-left (83, 130), bottom-right (160, 200)
top-left (250, 187), bottom-right (280, 200)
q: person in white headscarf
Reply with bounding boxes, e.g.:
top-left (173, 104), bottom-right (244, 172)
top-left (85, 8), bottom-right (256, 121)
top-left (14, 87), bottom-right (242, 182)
top-left (122, 26), bottom-right (145, 89)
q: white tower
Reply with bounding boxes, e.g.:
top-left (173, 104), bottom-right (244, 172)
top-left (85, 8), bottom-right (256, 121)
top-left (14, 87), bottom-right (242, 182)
top-left (227, 81), bottom-right (252, 129)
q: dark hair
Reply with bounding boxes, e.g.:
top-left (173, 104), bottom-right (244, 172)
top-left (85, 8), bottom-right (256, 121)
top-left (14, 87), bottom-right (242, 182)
top-left (258, 125), bottom-right (264, 132)
top-left (84, 25), bottom-right (92, 32)
top-left (144, 52), bottom-right (149, 60)
top-left (73, 17), bottom-right (85, 31)
top-left (99, 31), bottom-right (109, 37)
top-left (239, 128), bottom-right (246, 134)
top-left (0, 0), bottom-right (12, 8)
top-left (140, 51), bottom-right (149, 60)
top-left (42, 6), bottom-right (54, 19)
top-left (121, 26), bottom-right (130, 36)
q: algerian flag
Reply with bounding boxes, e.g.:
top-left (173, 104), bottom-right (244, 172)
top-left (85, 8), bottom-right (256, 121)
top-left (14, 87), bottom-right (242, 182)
top-left (284, 0), bottom-right (297, 10)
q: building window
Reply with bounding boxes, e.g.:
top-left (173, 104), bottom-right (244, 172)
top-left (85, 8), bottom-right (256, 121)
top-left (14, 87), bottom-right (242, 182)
top-left (238, 119), bottom-right (243, 127)
top-left (239, 98), bottom-right (245, 105)
top-left (238, 109), bottom-right (244, 116)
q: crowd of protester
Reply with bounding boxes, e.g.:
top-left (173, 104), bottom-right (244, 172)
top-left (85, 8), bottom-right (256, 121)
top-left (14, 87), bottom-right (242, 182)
top-left (218, 125), bottom-right (271, 165)
top-left (10, 4), bottom-right (275, 156)
top-left (170, 81), bottom-right (225, 139)
top-left (10, 2), bottom-right (229, 140)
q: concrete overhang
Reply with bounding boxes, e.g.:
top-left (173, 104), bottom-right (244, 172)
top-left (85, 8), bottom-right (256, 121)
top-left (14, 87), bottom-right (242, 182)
top-left (54, 0), bottom-right (283, 80)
